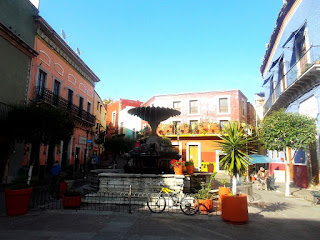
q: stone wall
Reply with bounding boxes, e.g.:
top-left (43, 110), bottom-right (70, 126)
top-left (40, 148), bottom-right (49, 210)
top-left (98, 173), bottom-right (213, 193)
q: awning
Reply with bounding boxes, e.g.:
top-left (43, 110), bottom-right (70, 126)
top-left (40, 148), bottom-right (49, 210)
top-left (262, 73), bottom-right (274, 86)
top-left (268, 53), bottom-right (284, 72)
top-left (282, 21), bottom-right (307, 48)
top-left (248, 154), bottom-right (282, 165)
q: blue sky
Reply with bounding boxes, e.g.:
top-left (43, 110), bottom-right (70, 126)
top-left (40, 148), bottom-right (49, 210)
top-left (38, 0), bottom-right (283, 103)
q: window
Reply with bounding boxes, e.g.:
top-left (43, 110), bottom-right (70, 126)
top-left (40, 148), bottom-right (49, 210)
top-left (100, 105), bottom-right (102, 113)
top-left (53, 80), bottom-right (60, 106)
top-left (87, 102), bottom-right (91, 113)
top-left (173, 121), bottom-right (181, 134)
top-left (67, 89), bottom-right (73, 106)
top-left (173, 101), bottom-right (181, 111)
top-left (219, 98), bottom-right (229, 113)
top-left (190, 120), bottom-right (198, 134)
top-left (112, 111), bottom-right (116, 126)
top-left (97, 101), bottom-right (100, 110)
top-left (78, 96), bottom-right (84, 117)
top-left (219, 120), bottom-right (228, 130)
top-left (241, 100), bottom-right (246, 116)
top-left (37, 69), bottom-right (47, 96)
top-left (189, 100), bottom-right (198, 114)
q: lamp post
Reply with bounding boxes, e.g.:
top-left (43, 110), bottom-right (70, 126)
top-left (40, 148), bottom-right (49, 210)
top-left (84, 127), bottom-right (89, 176)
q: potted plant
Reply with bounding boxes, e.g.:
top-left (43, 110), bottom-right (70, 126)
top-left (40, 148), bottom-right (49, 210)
top-left (185, 161), bottom-right (194, 174)
top-left (195, 173), bottom-right (216, 213)
top-left (171, 159), bottom-right (184, 175)
top-left (5, 175), bottom-right (33, 216)
top-left (207, 163), bottom-right (214, 173)
top-left (62, 190), bottom-right (82, 208)
top-left (219, 121), bottom-right (254, 223)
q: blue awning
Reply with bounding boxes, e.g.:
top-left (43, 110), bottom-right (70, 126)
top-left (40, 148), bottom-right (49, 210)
top-left (269, 53), bottom-right (284, 72)
top-left (282, 21), bottom-right (307, 48)
top-left (262, 73), bottom-right (274, 86)
top-left (248, 154), bottom-right (282, 165)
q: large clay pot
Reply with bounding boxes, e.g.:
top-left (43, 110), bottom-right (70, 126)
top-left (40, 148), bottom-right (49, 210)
top-left (186, 165), bottom-right (194, 174)
top-left (174, 165), bottom-right (183, 175)
top-left (195, 199), bottom-right (213, 213)
top-left (221, 194), bottom-right (248, 223)
top-left (5, 188), bottom-right (33, 216)
top-left (62, 195), bottom-right (81, 208)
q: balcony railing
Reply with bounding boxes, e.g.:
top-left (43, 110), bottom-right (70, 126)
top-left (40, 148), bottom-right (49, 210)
top-left (264, 45), bottom-right (320, 115)
top-left (34, 86), bottom-right (95, 125)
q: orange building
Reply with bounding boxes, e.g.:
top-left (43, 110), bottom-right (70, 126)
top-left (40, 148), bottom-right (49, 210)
top-left (142, 90), bottom-right (256, 172)
top-left (106, 99), bottom-right (142, 138)
top-left (24, 16), bottom-right (100, 175)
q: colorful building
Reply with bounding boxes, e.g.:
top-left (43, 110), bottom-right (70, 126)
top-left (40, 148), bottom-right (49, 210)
top-left (0, 0), bottom-right (39, 183)
top-left (106, 99), bottom-right (143, 138)
top-left (24, 16), bottom-right (100, 176)
top-left (260, 0), bottom-right (320, 186)
top-left (142, 90), bottom-right (256, 172)
top-left (93, 91), bottom-right (107, 159)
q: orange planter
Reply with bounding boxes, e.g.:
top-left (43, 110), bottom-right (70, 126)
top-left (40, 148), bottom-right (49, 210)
top-left (195, 199), bottom-right (213, 213)
top-left (174, 165), bottom-right (183, 175)
top-left (221, 194), bottom-right (248, 223)
top-left (62, 195), bottom-right (81, 208)
top-left (186, 165), bottom-right (194, 174)
top-left (5, 188), bottom-right (33, 216)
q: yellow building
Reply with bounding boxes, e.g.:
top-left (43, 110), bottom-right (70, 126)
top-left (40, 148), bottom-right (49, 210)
top-left (93, 91), bottom-right (107, 159)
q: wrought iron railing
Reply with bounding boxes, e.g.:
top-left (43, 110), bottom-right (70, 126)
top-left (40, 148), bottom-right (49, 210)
top-left (28, 185), bottom-right (219, 215)
top-left (264, 45), bottom-right (320, 114)
top-left (34, 87), bottom-right (95, 124)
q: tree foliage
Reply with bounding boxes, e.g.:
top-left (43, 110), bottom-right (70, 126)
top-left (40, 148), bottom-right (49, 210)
top-left (219, 121), bottom-right (253, 176)
top-left (104, 137), bottom-right (135, 155)
top-left (103, 98), bottom-right (113, 105)
top-left (4, 103), bottom-right (75, 144)
top-left (260, 109), bottom-right (317, 151)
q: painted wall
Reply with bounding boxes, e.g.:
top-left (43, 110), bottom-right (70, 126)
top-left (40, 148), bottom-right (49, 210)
top-left (0, 0), bottom-right (38, 104)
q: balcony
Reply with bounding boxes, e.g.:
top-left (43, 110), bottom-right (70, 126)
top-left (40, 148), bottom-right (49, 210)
top-left (264, 46), bottom-right (320, 115)
top-left (34, 87), bottom-right (95, 125)
top-left (157, 122), bottom-right (220, 136)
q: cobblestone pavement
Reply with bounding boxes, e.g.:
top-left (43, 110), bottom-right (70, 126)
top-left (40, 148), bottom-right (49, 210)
top-left (0, 183), bottom-right (319, 240)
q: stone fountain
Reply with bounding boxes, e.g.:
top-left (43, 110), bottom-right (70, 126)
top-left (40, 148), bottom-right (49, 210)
top-left (127, 106), bottom-right (181, 173)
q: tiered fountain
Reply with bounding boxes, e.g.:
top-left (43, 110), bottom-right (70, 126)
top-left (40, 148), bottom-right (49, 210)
top-left (127, 106), bottom-right (181, 174)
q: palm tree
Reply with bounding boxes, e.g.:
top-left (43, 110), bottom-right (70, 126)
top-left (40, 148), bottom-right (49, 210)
top-left (219, 121), bottom-right (253, 194)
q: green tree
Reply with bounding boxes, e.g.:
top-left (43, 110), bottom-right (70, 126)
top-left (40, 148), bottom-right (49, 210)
top-left (260, 109), bottom-right (317, 196)
top-left (3, 103), bottom-right (75, 183)
top-left (104, 136), bottom-right (135, 167)
top-left (103, 98), bottom-right (113, 105)
top-left (219, 121), bottom-right (254, 194)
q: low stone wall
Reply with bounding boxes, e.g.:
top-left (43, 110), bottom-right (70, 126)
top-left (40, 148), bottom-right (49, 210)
top-left (98, 172), bottom-right (213, 193)
top-left (98, 173), bottom-right (184, 193)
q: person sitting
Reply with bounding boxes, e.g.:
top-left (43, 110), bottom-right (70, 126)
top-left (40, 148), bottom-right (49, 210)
top-left (257, 167), bottom-right (268, 190)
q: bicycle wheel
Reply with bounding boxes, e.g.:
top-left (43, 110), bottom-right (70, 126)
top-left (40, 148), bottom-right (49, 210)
top-left (180, 196), bottom-right (199, 215)
top-left (147, 195), bottom-right (166, 213)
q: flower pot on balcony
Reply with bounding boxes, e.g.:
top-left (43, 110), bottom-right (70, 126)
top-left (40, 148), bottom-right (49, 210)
top-left (5, 188), bottom-right (33, 216)
top-left (221, 194), bottom-right (248, 223)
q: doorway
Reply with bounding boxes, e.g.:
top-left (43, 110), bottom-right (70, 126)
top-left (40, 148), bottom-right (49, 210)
top-left (74, 147), bottom-right (80, 171)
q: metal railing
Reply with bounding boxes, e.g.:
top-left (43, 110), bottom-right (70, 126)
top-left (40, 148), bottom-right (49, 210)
top-left (264, 45), bottom-right (320, 114)
top-left (28, 185), bottom-right (219, 215)
top-left (34, 87), bottom-right (95, 124)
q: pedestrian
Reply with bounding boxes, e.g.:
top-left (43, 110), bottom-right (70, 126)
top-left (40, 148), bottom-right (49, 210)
top-left (50, 160), bottom-right (61, 183)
